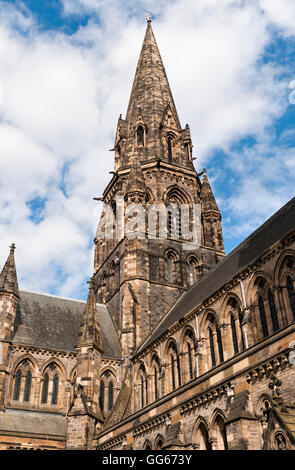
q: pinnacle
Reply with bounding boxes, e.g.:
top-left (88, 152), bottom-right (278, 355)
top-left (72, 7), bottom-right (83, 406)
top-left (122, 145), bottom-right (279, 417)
top-left (125, 161), bottom-right (147, 196)
top-left (201, 169), bottom-right (220, 213)
top-left (77, 278), bottom-right (104, 352)
top-left (0, 243), bottom-right (19, 297)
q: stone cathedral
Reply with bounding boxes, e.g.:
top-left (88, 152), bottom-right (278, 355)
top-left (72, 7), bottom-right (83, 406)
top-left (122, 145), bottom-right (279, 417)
top-left (0, 19), bottom-right (295, 451)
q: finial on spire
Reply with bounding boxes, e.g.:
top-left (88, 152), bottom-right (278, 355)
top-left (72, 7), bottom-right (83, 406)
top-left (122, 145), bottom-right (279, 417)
top-left (146, 11), bottom-right (152, 23)
top-left (10, 243), bottom-right (16, 253)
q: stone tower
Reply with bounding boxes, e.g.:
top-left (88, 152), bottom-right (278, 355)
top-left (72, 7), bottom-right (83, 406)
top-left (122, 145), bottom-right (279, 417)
top-left (93, 19), bottom-right (225, 358)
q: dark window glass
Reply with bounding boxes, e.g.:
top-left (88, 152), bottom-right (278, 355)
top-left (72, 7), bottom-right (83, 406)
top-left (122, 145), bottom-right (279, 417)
top-left (259, 296), bottom-right (269, 337)
top-left (231, 314), bottom-right (239, 354)
top-left (108, 381), bottom-right (114, 411)
top-left (287, 276), bottom-right (295, 319)
top-left (99, 380), bottom-right (105, 411)
top-left (167, 136), bottom-right (173, 161)
top-left (137, 125), bottom-right (144, 146)
top-left (23, 371), bottom-right (32, 403)
top-left (268, 291), bottom-right (279, 332)
top-left (171, 354), bottom-right (176, 390)
top-left (217, 327), bottom-right (224, 363)
top-left (239, 310), bottom-right (246, 350)
top-left (41, 373), bottom-right (49, 404)
top-left (13, 369), bottom-right (22, 401)
top-left (140, 375), bottom-right (144, 408)
top-left (154, 366), bottom-right (158, 400)
top-left (187, 342), bottom-right (193, 380)
top-left (51, 374), bottom-right (59, 405)
top-left (209, 327), bottom-right (216, 367)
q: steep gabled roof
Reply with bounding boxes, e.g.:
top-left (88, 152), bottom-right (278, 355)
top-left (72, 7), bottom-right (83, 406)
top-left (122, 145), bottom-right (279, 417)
top-left (13, 291), bottom-right (121, 358)
top-left (136, 197), bottom-right (295, 354)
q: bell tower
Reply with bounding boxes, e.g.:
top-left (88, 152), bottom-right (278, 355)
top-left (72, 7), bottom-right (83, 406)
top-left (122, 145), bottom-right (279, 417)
top-left (93, 19), bottom-right (225, 358)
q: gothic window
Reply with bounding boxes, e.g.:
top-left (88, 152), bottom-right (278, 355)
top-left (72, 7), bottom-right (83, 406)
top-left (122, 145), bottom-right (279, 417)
top-left (231, 314), bottom-right (239, 355)
top-left (167, 205), bottom-right (181, 239)
top-left (258, 296), bottom-right (269, 338)
top-left (51, 374), bottom-right (59, 405)
top-left (13, 369), bottom-right (22, 401)
top-left (274, 433), bottom-right (287, 450)
top-left (137, 125), bottom-right (145, 146)
top-left (41, 373), bottom-right (49, 404)
top-left (99, 370), bottom-right (117, 413)
top-left (287, 276), bottom-right (295, 319)
top-left (99, 380), bottom-right (105, 412)
top-left (23, 371), bottom-right (32, 403)
top-left (40, 363), bottom-right (61, 408)
top-left (183, 329), bottom-right (195, 382)
top-left (268, 290), bottom-right (279, 332)
top-left (155, 436), bottom-right (164, 450)
top-left (108, 381), bottom-right (114, 411)
top-left (209, 327), bottom-right (216, 368)
top-left (165, 251), bottom-right (179, 284)
top-left (188, 257), bottom-right (200, 286)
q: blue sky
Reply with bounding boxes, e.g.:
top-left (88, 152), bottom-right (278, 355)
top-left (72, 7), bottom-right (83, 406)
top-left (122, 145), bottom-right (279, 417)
top-left (0, 0), bottom-right (294, 301)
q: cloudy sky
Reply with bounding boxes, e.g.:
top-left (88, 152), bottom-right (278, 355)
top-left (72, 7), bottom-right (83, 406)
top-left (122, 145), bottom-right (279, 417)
top-left (0, 0), bottom-right (294, 300)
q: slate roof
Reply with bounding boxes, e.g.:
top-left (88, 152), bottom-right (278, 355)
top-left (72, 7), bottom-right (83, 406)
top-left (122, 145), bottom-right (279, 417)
top-left (0, 408), bottom-right (67, 439)
top-left (137, 197), bottom-right (295, 354)
top-left (13, 291), bottom-right (121, 358)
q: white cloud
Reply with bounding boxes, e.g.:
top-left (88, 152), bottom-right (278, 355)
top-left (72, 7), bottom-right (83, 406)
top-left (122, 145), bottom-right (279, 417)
top-left (0, 0), bottom-right (294, 298)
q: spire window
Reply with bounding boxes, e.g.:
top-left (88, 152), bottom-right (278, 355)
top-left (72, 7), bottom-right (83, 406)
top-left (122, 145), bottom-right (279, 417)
top-left (136, 125), bottom-right (145, 147)
top-left (167, 136), bottom-right (173, 161)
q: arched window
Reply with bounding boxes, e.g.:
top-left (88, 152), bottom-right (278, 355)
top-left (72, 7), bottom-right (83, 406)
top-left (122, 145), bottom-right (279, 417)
top-left (51, 374), bottom-right (59, 405)
top-left (167, 136), bottom-right (173, 161)
top-left (188, 258), bottom-right (200, 286)
top-left (165, 251), bottom-right (178, 284)
top-left (41, 373), bottom-right (49, 404)
top-left (259, 296), bottom-right (269, 338)
top-left (231, 314), bottom-right (239, 355)
top-left (108, 381), bottom-right (114, 411)
top-left (209, 327), bottom-right (216, 367)
top-left (137, 125), bottom-right (144, 146)
top-left (99, 380), bottom-right (105, 411)
top-left (23, 371), bottom-right (32, 403)
top-left (155, 436), bottom-right (164, 450)
top-left (287, 276), bottom-right (295, 319)
top-left (167, 205), bottom-right (181, 239)
top-left (13, 369), bottom-right (22, 402)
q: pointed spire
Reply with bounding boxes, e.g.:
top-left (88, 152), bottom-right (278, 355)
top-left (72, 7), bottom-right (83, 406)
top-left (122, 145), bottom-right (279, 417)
top-left (201, 168), bottom-right (220, 213)
top-left (125, 161), bottom-right (147, 196)
top-left (77, 279), bottom-right (103, 352)
top-left (126, 21), bottom-right (181, 150)
top-left (0, 243), bottom-right (19, 297)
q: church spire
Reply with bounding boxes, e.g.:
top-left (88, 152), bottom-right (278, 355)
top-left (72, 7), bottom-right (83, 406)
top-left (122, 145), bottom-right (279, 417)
top-left (114, 19), bottom-right (187, 168)
top-left (0, 243), bottom-right (19, 298)
top-left (126, 20), bottom-right (180, 130)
